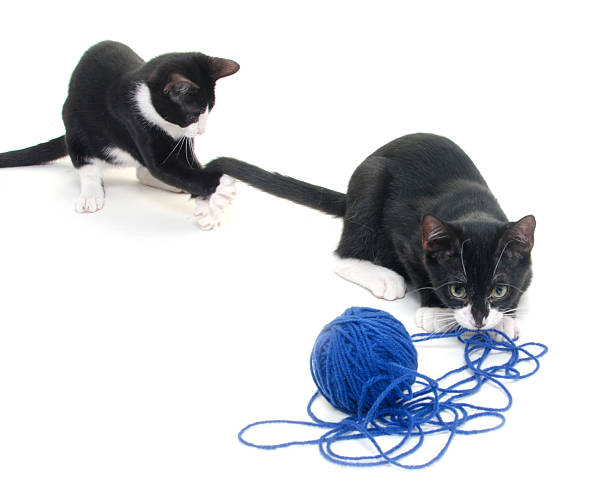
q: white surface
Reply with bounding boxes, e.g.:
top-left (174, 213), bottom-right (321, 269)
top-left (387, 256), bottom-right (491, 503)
top-left (0, 1), bottom-right (609, 503)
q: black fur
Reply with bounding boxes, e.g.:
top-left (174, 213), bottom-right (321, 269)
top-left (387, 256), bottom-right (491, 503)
top-left (206, 133), bottom-right (535, 323)
top-left (207, 157), bottom-right (346, 216)
top-left (0, 41), bottom-right (239, 197)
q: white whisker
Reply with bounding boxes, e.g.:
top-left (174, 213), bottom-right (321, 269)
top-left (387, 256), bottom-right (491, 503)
top-left (161, 138), bottom-right (183, 165)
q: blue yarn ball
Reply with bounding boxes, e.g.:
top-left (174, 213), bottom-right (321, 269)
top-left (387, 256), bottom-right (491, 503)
top-left (310, 307), bottom-right (418, 415)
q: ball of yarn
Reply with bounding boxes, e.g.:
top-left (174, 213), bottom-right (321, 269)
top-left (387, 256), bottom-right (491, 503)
top-left (310, 307), bottom-right (418, 415)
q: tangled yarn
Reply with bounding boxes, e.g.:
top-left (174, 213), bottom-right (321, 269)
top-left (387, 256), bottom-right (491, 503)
top-left (238, 307), bottom-right (548, 469)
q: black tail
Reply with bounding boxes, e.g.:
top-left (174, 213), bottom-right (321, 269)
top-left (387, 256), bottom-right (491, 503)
top-left (0, 136), bottom-right (67, 168)
top-left (206, 157), bottom-right (347, 217)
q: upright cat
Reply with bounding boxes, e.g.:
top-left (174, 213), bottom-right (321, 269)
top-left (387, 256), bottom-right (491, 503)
top-left (204, 133), bottom-right (536, 338)
top-left (0, 40), bottom-right (239, 226)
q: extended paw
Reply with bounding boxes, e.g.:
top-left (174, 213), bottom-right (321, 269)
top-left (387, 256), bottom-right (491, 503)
top-left (416, 307), bottom-right (457, 333)
top-left (193, 175), bottom-right (236, 230)
top-left (491, 316), bottom-right (520, 341)
top-left (75, 188), bottom-right (105, 213)
top-left (368, 270), bottom-right (407, 300)
top-left (334, 258), bottom-right (407, 301)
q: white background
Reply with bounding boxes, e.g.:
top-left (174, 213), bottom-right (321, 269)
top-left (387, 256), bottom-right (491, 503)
top-left (0, 1), bottom-right (609, 502)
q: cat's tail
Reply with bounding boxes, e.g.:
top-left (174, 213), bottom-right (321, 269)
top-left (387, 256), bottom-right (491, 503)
top-left (205, 157), bottom-right (347, 217)
top-left (0, 136), bottom-right (68, 168)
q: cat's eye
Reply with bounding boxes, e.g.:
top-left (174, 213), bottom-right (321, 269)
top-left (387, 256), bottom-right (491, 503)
top-left (449, 284), bottom-right (467, 299)
top-left (490, 285), bottom-right (508, 299)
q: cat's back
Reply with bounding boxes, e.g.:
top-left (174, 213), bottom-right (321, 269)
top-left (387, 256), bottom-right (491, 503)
top-left (67, 41), bottom-right (144, 93)
top-left (370, 133), bottom-right (487, 187)
top-left (63, 41), bottom-right (144, 130)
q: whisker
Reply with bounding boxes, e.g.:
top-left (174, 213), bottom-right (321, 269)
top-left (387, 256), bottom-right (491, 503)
top-left (183, 137), bottom-right (190, 166)
top-left (408, 280), bottom-right (460, 295)
top-left (460, 239), bottom-right (470, 279)
top-left (497, 282), bottom-right (525, 293)
top-left (161, 138), bottom-right (182, 165)
top-left (436, 319), bottom-right (459, 334)
top-left (492, 241), bottom-right (511, 278)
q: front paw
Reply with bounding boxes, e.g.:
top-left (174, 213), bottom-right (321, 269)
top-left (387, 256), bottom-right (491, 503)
top-left (193, 175), bottom-right (237, 230)
top-left (491, 316), bottom-right (520, 341)
top-left (75, 188), bottom-right (105, 213)
top-left (368, 269), bottom-right (407, 300)
top-left (415, 307), bottom-right (457, 333)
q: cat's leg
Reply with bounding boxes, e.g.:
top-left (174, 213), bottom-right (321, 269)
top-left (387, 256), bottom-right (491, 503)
top-left (334, 157), bottom-right (406, 300)
top-left (136, 165), bottom-right (184, 193)
top-left (334, 257), bottom-right (407, 300)
top-left (490, 316), bottom-right (520, 341)
top-left (410, 271), bottom-right (459, 332)
top-left (74, 162), bottom-right (105, 213)
top-left (140, 156), bottom-right (236, 229)
top-left (65, 131), bottom-right (106, 213)
top-left (415, 306), bottom-right (457, 333)
top-left (193, 174), bottom-right (237, 230)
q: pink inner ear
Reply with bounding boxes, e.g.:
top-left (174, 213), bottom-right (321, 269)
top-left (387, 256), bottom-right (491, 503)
top-left (506, 215), bottom-right (536, 251)
top-left (210, 58), bottom-right (240, 80)
top-left (422, 215), bottom-right (449, 250)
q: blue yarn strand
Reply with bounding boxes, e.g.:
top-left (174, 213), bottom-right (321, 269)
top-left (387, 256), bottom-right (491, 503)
top-left (238, 307), bottom-right (548, 469)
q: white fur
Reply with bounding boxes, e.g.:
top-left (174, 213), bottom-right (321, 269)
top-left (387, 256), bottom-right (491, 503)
top-left (75, 163), bottom-right (105, 213)
top-left (103, 146), bottom-right (183, 193)
top-left (333, 256), bottom-right (407, 300)
top-left (494, 316), bottom-right (520, 340)
top-left (136, 165), bottom-right (183, 193)
top-left (416, 307), bottom-right (456, 332)
top-left (415, 306), bottom-right (519, 340)
top-left (193, 175), bottom-right (237, 229)
top-left (133, 83), bottom-right (209, 140)
top-left (454, 304), bottom-right (503, 331)
top-left (104, 146), bottom-right (141, 167)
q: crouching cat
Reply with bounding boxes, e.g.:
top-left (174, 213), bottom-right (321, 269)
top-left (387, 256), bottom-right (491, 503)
top-left (204, 133), bottom-right (536, 338)
top-left (0, 40), bottom-right (239, 227)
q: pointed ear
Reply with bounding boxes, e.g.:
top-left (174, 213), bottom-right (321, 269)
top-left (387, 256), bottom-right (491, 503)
top-left (209, 57), bottom-right (240, 80)
top-left (163, 73), bottom-right (199, 101)
top-left (422, 215), bottom-right (459, 255)
top-left (498, 215), bottom-right (536, 256)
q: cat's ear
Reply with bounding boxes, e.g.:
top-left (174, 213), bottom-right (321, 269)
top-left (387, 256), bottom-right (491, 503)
top-left (209, 58), bottom-right (240, 80)
top-left (163, 73), bottom-right (200, 102)
top-left (498, 215), bottom-right (536, 257)
top-left (422, 215), bottom-right (459, 255)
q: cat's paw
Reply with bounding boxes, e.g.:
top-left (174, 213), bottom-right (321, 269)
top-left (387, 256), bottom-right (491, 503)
top-left (368, 269), bottom-right (407, 300)
top-left (193, 175), bottom-right (236, 230)
top-left (491, 316), bottom-right (520, 341)
top-left (334, 258), bottom-right (406, 300)
top-left (416, 307), bottom-right (457, 333)
top-left (75, 188), bottom-right (105, 213)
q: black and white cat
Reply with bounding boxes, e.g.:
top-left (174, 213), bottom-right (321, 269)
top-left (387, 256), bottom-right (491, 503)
top-left (204, 134), bottom-right (536, 338)
top-left (0, 40), bottom-right (239, 228)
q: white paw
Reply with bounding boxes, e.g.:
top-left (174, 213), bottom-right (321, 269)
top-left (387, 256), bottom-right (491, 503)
top-left (193, 175), bottom-right (237, 230)
top-left (491, 316), bottom-right (520, 341)
top-left (75, 188), bottom-right (105, 213)
top-left (416, 307), bottom-right (457, 333)
top-left (334, 257), bottom-right (406, 301)
top-left (368, 269), bottom-right (407, 300)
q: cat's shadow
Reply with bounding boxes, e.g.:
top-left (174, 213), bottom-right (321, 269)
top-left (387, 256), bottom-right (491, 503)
top-left (57, 162), bottom-right (198, 233)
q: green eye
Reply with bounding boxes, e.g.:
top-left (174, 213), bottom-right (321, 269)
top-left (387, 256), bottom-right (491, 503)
top-left (450, 284), bottom-right (467, 299)
top-left (490, 285), bottom-right (508, 299)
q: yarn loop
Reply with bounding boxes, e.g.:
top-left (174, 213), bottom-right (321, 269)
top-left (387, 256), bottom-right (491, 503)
top-left (239, 307), bottom-right (547, 469)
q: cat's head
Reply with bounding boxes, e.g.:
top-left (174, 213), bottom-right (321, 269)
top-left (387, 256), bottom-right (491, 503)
top-left (422, 215), bottom-right (535, 331)
top-left (136, 53), bottom-right (239, 139)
